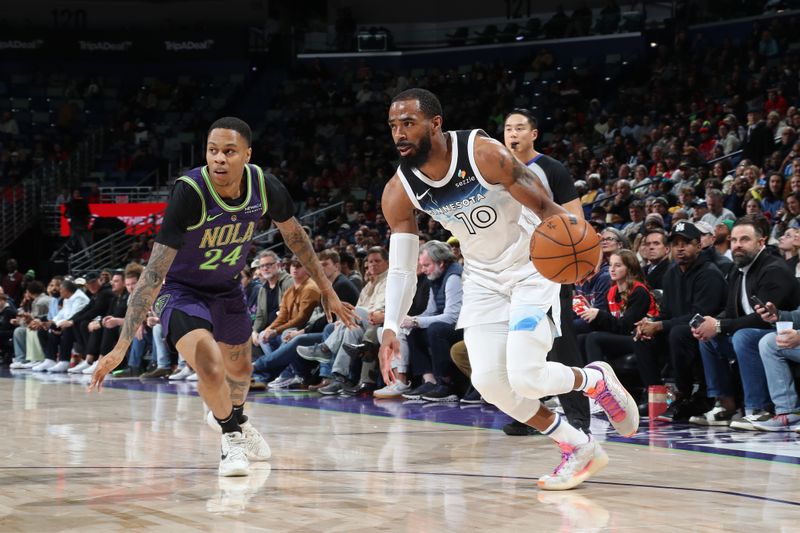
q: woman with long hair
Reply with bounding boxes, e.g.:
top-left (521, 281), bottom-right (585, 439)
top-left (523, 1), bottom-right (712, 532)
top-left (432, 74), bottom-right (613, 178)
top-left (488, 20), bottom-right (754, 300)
top-left (577, 249), bottom-right (659, 376)
top-left (760, 173), bottom-right (785, 218)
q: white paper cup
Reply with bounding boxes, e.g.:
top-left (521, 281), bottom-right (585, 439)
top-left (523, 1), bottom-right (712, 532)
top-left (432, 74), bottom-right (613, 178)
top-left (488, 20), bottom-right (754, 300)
top-left (776, 321), bottom-right (793, 333)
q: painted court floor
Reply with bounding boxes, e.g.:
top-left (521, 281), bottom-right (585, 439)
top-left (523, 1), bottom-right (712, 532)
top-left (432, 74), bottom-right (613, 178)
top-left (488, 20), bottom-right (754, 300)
top-left (1, 369), bottom-right (798, 532)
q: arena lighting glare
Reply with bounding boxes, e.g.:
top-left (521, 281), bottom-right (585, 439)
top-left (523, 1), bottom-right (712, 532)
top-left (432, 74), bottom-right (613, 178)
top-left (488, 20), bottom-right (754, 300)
top-left (650, 41), bottom-right (657, 47)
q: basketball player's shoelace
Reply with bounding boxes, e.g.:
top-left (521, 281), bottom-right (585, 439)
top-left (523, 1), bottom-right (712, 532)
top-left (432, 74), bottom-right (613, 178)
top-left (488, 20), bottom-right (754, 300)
top-left (587, 381), bottom-right (625, 423)
top-left (552, 443), bottom-right (576, 474)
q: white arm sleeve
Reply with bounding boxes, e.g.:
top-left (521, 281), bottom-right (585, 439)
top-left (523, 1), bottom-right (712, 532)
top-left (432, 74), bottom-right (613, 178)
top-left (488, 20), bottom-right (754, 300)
top-left (383, 232), bottom-right (419, 335)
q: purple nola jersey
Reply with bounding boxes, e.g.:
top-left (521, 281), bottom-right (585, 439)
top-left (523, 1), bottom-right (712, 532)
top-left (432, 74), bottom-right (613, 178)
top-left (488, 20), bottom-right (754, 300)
top-left (163, 163), bottom-right (268, 295)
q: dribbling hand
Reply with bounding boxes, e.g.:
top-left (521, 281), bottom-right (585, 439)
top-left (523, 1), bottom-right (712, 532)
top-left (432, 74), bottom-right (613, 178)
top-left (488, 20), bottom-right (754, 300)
top-left (87, 347), bottom-right (125, 393)
top-left (379, 329), bottom-right (400, 385)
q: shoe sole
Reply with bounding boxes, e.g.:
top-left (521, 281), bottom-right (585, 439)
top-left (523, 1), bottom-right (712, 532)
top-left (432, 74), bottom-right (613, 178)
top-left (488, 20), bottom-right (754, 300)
top-left (298, 352), bottom-right (332, 364)
top-left (538, 445), bottom-right (610, 491)
top-left (460, 399), bottom-right (483, 404)
top-left (318, 388), bottom-right (343, 396)
top-left (751, 424), bottom-right (798, 432)
top-left (586, 362), bottom-right (640, 437)
top-left (219, 465), bottom-right (250, 477)
top-left (421, 395), bottom-right (459, 402)
top-left (374, 393), bottom-right (404, 399)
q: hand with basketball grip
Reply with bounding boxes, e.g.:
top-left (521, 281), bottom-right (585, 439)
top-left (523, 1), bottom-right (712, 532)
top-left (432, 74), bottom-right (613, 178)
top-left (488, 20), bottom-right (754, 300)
top-left (87, 347), bottom-right (126, 393)
top-left (378, 329), bottom-right (400, 385)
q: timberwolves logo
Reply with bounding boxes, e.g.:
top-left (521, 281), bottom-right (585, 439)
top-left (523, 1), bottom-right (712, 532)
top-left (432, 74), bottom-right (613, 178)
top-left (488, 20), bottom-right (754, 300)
top-left (154, 294), bottom-right (171, 317)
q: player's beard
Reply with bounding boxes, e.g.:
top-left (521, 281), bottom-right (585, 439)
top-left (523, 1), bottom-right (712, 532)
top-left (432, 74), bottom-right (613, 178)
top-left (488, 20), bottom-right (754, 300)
top-left (398, 133), bottom-right (432, 168)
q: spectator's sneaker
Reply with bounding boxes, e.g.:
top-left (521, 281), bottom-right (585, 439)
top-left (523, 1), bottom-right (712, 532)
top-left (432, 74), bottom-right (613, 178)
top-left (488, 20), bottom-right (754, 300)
top-left (296, 344), bottom-right (332, 363)
top-left (373, 381), bottom-right (411, 399)
top-left (68, 360), bottom-right (89, 374)
top-left (10, 361), bottom-right (29, 369)
top-left (730, 409), bottom-right (773, 431)
top-left (318, 376), bottom-right (348, 395)
top-left (112, 367), bottom-right (140, 378)
top-left (422, 384), bottom-right (459, 402)
top-left (139, 367), bottom-right (171, 379)
top-left (186, 371), bottom-right (199, 382)
top-left (689, 402), bottom-right (741, 426)
top-left (751, 413), bottom-right (800, 432)
top-left (340, 381), bottom-right (376, 397)
top-left (655, 398), bottom-right (691, 423)
top-left (583, 362), bottom-right (639, 437)
top-left (308, 378), bottom-right (332, 392)
top-left (219, 432), bottom-right (250, 477)
top-left (48, 361), bottom-right (70, 373)
top-left (32, 359), bottom-right (56, 372)
top-left (273, 375), bottom-right (307, 391)
top-left (21, 360), bottom-right (41, 369)
top-left (267, 375), bottom-right (294, 389)
top-left (460, 385), bottom-right (483, 404)
top-left (503, 420), bottom-right (540, 436)
top-left (401, 381), bottom-right (437, 400)
top-left (168, 366), bottom-right (194, 381)
top-left (82, 360), bottom-right (100, 375)
top-left (537, 437), bottom-right (609, 491)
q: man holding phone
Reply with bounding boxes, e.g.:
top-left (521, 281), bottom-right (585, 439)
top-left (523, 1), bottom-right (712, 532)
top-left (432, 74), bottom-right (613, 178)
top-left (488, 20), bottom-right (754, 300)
top-left (752, 301), bottom-right (800, 431)
top-left (688, 215), bottom-right (800, 429)
top-left (635, 221), bottom-right (727, 422)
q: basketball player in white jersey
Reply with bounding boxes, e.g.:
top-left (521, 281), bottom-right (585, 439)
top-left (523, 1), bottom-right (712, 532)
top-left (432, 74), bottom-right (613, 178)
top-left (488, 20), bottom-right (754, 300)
top-left (379, 88), bottom-right (639, 490)
top-left (504, 108), bottom-right (592, 436)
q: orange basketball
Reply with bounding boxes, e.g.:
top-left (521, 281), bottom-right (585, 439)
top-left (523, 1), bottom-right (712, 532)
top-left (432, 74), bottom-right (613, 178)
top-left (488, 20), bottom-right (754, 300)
top-left (530, 213), bottom-right (601, 284)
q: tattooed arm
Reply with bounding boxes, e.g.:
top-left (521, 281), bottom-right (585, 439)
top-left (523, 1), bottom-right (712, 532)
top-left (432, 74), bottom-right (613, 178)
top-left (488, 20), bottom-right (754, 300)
top-left (473, 135), bottom-right (567, 221)
top-left (274, 217), bottom-right (357, 326)
top-left (88, 243), bottom-right (177, 392)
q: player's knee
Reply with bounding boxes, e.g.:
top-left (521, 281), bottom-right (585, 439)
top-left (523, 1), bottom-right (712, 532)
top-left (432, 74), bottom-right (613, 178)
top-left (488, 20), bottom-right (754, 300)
top-left (470, 370), bottom-right (511, 407)
top-left (508, 365), bottom-right (548, 399)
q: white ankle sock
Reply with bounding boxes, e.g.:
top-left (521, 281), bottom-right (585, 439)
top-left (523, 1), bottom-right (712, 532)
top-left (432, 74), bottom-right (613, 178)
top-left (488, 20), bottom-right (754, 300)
top-left (543, 414), bottom-right (589, 446)
top-left (574, 367), bottom-right (603, 392)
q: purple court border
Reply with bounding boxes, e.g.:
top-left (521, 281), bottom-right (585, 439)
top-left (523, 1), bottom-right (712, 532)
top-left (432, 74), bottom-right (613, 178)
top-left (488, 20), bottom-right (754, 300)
top-left (4, 369), bottom-right (800, 467)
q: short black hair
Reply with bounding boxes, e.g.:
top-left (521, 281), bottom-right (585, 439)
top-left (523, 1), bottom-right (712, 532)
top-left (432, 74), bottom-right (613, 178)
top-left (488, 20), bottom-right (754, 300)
top-left (27, 280), bottom-right (44, 295)
top-left (208, 116), bottom-right (252, 147)
top-left (391, 88), bottom-right (443, 119)
top-left (505, 108), bottom-right (538, 129)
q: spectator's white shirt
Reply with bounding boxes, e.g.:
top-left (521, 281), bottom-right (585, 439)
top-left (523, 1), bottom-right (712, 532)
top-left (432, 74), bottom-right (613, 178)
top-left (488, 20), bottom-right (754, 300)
top-left (53, 290), bottom-right (90, 327)
top-left (701, 208), bottom-right (736, 228)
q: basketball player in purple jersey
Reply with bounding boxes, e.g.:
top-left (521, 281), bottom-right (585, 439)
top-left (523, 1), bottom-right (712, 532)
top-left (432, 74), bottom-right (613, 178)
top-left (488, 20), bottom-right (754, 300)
top-left (379, 89), bottom-right (638, 490)
top-left (89, 117), bottom-right (356, 477)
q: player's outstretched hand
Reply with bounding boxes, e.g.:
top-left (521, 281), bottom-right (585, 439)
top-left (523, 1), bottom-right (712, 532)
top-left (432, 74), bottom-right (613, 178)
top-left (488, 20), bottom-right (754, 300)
top-left (379, 329), bottom-right (400, 385)
top-left (87, 347), bottom-right (125, 393)
top-left (321, 290), bottom-right (357, 328)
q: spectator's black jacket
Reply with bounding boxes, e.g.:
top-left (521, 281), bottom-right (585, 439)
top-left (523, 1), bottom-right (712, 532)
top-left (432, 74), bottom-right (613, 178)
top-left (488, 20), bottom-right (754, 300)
top-left (659, 252), bottom-right (727, 332)
top-left (71, 283), bottom-right (114, 325)
top-left (644, 257), bottom-right (670, 291)
top-left (718, 248), bottom-right (800, 333)
top-left (700, 246), bottom-right (733, 277)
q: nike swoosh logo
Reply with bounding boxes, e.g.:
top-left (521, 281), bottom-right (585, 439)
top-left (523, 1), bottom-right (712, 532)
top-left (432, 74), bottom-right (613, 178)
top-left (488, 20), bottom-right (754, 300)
top-left (416, 189), bottom-right (430, 200)
top-left (207, 213), bottom-right (224, 222)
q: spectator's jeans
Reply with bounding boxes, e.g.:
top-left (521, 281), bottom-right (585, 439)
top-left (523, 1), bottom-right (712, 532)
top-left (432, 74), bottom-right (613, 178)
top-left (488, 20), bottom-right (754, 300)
top-left (12, 326), bottom-right (26, 362)
top-left (128, 327), bottom-right (153, 370)
top-left (700, 328), bottom-right (772, 412)
top-left (758, 332), bottom-right (800, 414)
top-left (152, 323), bottom-right (172, 369)
top-left (258, 333), bottom-right (283, 357)
top-left (253, 332), bottom-right (321, 382)
top-left (407, 321), bottom-right (463, 382)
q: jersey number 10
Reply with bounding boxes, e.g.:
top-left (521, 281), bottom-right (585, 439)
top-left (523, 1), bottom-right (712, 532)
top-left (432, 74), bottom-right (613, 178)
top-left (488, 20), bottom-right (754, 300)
top-left (454, 206), bottom-right (498, 235)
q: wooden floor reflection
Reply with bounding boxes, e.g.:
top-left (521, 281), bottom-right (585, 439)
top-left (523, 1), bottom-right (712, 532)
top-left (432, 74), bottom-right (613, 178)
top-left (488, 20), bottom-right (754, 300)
top-left (1, 374), bottom-right (798, 532)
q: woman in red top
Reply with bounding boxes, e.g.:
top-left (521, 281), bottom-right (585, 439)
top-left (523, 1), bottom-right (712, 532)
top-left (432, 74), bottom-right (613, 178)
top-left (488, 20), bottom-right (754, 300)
top-left (577, 249), bottom-right (658, 371)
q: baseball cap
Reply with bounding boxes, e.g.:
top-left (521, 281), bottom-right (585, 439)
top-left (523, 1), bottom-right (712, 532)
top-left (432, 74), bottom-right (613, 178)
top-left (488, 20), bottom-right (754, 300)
top-left (694, 221), bottom-right (714, 235)
top-left (84, 272), bottom-right (100, 283)
top-left (74, 277), bottom-right (87, 286)
top-left (670, 221), bottom-right (702, 242)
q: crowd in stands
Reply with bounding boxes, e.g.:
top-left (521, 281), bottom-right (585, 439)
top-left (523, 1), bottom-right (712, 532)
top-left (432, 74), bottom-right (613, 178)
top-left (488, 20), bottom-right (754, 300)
top-left (1, 13), bottom-right (800, 433)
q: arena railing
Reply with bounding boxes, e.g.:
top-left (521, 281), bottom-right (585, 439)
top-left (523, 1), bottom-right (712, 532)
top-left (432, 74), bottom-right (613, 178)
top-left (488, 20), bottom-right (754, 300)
top-left (252, 201), bottom-right (345, 249)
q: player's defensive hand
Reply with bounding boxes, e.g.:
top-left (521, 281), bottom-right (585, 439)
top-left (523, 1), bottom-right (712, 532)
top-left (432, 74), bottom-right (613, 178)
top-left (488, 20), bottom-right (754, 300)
top-left (321, 290), bottom-right (357, 328)
top-left (379, 329), bottom-right (400, 385)
top-left (87, 347), bottom-right (125, 393)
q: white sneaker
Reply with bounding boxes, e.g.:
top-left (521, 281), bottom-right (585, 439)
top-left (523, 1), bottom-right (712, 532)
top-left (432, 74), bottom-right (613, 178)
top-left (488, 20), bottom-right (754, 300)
top-left (206, 410), bottom-right (271, 461)
top-left (68, 360), bottom-right (90, 374)
top-left (168, 366), bottom-right (194, 381)
top-left (186, 371), bottom-right (199, 382)
top-left (538, 437), bottom-right (609, 491)
top-left (9, 361), bottom-right (28, 369)
top-left (219, 432), bottom-right (250, 477)
top-left (48, 361), bottom-right (70, 373)
top-left (32, 359), bottom-right (56, 372)
top-left (21, 360), bottom-right (41, 369)
top-left (82, 360), bottom-right (99, 374)
top-left (584, 362), bottom-right (640, 437)
top-left (730, 410), bottom-right (772, 431)
top-left (689, 401), bottom-right (741, 426)
top-left (267, 375), bottom-right (293, 389)
top-left (373, 380), bottom-right (411, 399)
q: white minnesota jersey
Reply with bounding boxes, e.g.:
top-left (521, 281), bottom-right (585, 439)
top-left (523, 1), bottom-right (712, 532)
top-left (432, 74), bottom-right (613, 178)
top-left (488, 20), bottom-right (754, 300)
top-left (397, 129), bottom-right (535, 289)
